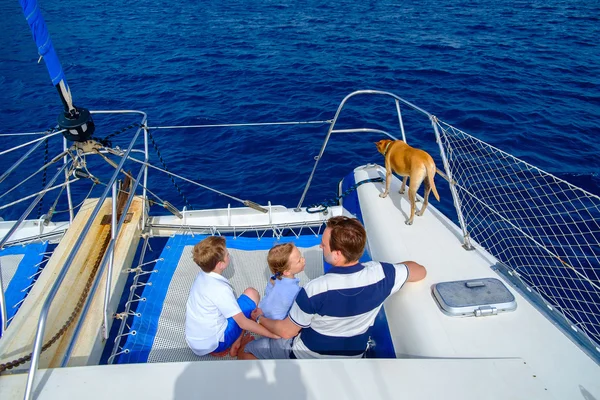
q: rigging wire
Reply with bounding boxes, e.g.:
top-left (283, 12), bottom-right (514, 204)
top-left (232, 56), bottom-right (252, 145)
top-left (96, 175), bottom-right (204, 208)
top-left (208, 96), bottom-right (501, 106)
top-left (0, 150), bottom-right (73, 202)
top-left (0, 132), bottom-right (56, 137)
top-left (92, 150), bottom-right (177, 210)
top-left (0, 130), bottom-right (62, 156)
top-left (0, 179), bottom-right (79, 212)
top-left (125, 156), bottom-right (246, 204)
top-left (53, 182), bottom-right (97, 214)
top-left (144, 119), bottom-right (332, 130)
top-left (124, 155), bottom-right (267, 212)
top-left (36, 138), bottom-right (49, 218)
top-left (0, 119), bottom-right (330, 137)
top-left (146, 129), bottom-right (193, 210)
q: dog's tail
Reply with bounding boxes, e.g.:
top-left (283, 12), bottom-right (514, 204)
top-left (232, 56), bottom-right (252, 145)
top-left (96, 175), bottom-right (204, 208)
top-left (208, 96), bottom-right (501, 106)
top-left (427, 163), bottom-right (440, 201)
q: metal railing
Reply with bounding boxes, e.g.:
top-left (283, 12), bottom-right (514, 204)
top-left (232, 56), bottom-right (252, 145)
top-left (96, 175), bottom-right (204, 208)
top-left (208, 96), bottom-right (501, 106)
top-left (20, 111), bottom-right (148, 400)
top-left (294, 90), bottom-right (473, 248)
top-left (294, 90), bottom-right (599, 361)
top-left (0, 162), bottom-right (70, 337)
top-left (434, 119), bottom-right (600, 362)
top-left (60, 161), bottom-right (147, 366)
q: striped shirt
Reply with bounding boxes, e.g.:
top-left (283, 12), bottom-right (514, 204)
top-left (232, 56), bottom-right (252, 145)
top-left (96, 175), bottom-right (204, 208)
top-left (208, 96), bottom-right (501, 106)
top-left (288, 261), bottom-right (408, 359)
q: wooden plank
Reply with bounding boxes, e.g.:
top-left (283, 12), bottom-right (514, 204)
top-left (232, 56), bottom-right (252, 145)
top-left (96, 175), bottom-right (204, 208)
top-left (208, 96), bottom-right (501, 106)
top-left (0, 197), bottom-right (124, 370)
top-left (61, 197), bottom-right (143, 367)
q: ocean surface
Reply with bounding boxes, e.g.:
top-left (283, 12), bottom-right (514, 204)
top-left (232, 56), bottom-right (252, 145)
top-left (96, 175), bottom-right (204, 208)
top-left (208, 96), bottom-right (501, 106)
top-left (1, 0), bottom-right (599, 222)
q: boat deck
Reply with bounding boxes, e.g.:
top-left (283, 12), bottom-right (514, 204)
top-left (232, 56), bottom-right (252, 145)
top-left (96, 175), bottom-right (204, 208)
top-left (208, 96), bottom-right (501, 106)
top-left (0, 357), bottom-right (552, 399)
top-left (0, 197), bottom-right (143, 370)
top-left (1, 164), bottom-right (598, 399)
top-left (352, 164), bottom-right (600, 399)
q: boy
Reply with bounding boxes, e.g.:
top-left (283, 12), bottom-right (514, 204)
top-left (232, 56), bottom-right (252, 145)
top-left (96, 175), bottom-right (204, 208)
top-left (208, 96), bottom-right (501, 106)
top-left (185, 236), bottom-right (279, 357)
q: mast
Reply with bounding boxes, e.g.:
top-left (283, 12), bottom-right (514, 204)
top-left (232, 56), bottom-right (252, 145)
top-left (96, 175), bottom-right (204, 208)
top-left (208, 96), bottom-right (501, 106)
top-left (19, 0), bottom-right (95, 141)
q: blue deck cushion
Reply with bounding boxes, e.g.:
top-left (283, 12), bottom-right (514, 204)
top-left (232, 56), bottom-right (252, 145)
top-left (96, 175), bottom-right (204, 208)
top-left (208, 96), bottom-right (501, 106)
top-left (0, 242), bottom-right (48, 330)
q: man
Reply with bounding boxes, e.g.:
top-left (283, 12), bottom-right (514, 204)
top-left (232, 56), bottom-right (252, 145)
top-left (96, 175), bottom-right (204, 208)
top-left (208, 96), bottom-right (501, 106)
top-left (239, 216), bottom-right (427, 359)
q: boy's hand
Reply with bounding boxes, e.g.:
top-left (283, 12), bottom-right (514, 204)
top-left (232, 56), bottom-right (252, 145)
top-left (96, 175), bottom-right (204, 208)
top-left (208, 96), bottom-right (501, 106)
top-left (251, 308), bottom-right (264, 321)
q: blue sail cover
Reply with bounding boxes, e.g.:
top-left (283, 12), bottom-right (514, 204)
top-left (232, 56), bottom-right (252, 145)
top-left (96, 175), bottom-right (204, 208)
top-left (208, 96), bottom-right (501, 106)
top-left (19, 0), bottom-right (67, 86)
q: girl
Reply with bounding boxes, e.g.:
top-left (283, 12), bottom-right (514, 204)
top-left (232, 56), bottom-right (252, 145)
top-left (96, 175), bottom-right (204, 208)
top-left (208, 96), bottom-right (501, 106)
top-left (258, 243), bottom-right (306, 320)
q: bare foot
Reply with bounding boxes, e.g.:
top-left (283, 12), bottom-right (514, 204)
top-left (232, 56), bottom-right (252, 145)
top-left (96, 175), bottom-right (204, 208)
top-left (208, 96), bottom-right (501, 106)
top-left (210, 348), bottom-right (230, 358)
top-left (229, 330), bottom-right (247, 357)
top-left (236, 332), bottom-right (256, 359)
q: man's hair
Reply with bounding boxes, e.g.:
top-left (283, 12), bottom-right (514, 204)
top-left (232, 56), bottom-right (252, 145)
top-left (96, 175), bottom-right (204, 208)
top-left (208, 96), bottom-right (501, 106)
top-left (192, 236), bottom-right (227, 273)
top-left (267, 243), bottom-right (295, 280)
top-left (326, 216), bottom-right (366, 263)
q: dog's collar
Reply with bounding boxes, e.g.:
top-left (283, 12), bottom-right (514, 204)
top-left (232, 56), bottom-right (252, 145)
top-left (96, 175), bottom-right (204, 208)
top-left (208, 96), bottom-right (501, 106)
top-left (383, 141), bottom-right (393, 157)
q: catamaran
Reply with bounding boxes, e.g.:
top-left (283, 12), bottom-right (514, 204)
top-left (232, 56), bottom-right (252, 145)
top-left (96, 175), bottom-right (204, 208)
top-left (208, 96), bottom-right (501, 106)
top-left (1, 1), bottom-right (599, 399)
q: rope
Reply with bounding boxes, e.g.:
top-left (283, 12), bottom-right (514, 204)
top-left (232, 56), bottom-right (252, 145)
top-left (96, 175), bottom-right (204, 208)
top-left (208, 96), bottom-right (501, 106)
top-left (92, 122), bottom-right (143, 148)
top-left (36, 138), bottom-right (49, 219)
top-left (0, 231), bottom-right (111, 373)
top-left (92, 122), bottom-right (194, 210)
top-left (53, 182), bottom-right (96, 214)
top-left (146, 129), bottom-right (194, 210)
top-left (0, 179), bottom-right (129, 373)
top-left (306, 177), bottom-right (383, 214)
top-left (93, 155), bottom-right (172, 211)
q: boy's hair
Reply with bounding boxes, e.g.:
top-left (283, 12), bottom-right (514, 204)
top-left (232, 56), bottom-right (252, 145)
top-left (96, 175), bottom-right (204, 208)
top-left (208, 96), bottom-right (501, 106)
top-left (267, 243), bottom-right (295, 280)
top-left (326, 216), bottom-right (366, 263)
top-left (192, 236), bottom-right (227, 273)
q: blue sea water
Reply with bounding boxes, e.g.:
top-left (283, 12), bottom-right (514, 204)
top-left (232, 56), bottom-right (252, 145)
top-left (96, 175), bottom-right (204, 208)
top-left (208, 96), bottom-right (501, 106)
top-left (0, 0), bottom-right (599, 221)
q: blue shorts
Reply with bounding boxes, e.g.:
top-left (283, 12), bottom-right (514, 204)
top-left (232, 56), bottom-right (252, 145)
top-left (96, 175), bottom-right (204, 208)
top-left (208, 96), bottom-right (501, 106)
top-left (213, 294), bottom-right (256, 353)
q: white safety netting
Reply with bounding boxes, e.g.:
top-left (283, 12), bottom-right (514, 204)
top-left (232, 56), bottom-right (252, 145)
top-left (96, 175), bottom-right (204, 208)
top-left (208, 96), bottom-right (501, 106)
top-left (436, 120), bottom-right (600, 348)
top-left (146, 244), bottom-right (323, 363)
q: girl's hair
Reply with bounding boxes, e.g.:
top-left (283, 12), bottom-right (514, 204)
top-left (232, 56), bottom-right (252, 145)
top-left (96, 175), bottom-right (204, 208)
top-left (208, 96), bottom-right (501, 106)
top-left (267, 243), bottom-right (295, 280)
top-left (192, 236), bottom-right (227, 273)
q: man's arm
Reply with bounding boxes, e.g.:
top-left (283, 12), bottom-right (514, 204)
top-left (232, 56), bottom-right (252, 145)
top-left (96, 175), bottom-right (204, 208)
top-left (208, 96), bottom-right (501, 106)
top-left (232, 313), bottom-right (280, 339)
top-left (404, 261), bottom-right (427, 282)
top-left (251, 309), bottom-right (301, 339)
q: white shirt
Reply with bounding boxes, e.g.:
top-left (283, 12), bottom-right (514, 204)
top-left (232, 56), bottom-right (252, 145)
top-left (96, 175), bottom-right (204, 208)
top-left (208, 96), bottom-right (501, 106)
top-left (185, 271), bottom-right (241, 356)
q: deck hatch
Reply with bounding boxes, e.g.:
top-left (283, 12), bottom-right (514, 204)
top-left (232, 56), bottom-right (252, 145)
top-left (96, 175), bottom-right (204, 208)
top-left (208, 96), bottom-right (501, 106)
top-left (432, 278), bottom-right (517, 317)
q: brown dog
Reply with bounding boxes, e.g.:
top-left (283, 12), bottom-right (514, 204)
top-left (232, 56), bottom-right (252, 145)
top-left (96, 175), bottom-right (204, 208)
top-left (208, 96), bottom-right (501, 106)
top-left (375, 139), bottom-right (440, 225)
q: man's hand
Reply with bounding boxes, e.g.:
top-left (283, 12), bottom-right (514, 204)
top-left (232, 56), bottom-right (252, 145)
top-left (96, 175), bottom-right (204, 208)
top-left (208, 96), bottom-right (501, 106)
top-left (232, 312), bottom-right (279, 339)
top-left (251, 308), bottom-right (264, 322)
top-left (257, 316), bottom-right (301, 340)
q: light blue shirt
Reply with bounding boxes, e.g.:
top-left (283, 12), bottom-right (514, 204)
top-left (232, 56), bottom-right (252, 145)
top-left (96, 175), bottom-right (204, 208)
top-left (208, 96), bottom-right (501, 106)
top-left (259, 275), bottom-right (301, 320)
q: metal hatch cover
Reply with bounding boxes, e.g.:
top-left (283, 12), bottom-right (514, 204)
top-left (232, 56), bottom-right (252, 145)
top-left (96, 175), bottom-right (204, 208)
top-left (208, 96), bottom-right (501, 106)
top-left (432, 278), bottom-right (517, 317)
